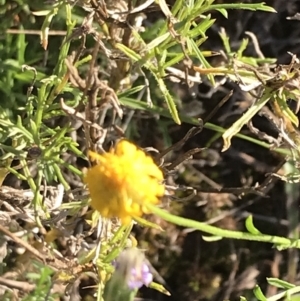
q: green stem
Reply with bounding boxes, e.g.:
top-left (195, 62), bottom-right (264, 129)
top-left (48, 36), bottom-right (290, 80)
top-left (35, 84), bottom-right (46, 132)
top-left (120, 97), bottom-right (292, 156)
top-left (202, 3), bottom-right (276, 13)
top-left (53, 164), bottom-right (71, 191)
top-left (20, 159), bottom-right (43, 227)
top-left (268, 286), bottom-right (300, 301)
top-left (148, 204), bottom-right (300, 248)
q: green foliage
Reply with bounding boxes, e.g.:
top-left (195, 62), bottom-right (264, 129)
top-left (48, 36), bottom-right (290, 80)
top-left (2, 0), bottom-right (300, 300)
top-left (23, 263), bottom-right (56, 301)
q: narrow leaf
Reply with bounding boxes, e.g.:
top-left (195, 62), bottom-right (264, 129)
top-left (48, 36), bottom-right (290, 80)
top-left (133, 216), bottom-right (164, 231)
top-left (202, 235), bottom-right (223, 242)
top-left (245, 215), bottom-right (261, 235)
top-left (276, 96), bottom-right (299, 127)
top-left (216, 8), bottom-right (228, 18)
top-left (222, 89), bottom-right (272, 151)
top-left (253, 285), bottom-right (268, 301)
top-left (149, 282), bottom-right (171, 296)
top-left (267, 278), bottom-right (296, 289)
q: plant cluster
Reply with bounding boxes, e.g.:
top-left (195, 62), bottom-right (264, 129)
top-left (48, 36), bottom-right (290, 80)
top-left (1, 0), bottom-right (300, 300)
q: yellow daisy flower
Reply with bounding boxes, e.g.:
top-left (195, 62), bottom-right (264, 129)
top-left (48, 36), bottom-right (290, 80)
top-left (84, 140), bottom-right (165, 224)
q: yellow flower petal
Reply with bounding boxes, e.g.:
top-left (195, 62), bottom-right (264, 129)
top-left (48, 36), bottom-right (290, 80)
top-left (84, 140), bottom-right (164, 224)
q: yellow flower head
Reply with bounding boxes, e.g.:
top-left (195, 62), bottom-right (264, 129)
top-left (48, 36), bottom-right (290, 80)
top-left (84, 140), bottom-right (165, 224)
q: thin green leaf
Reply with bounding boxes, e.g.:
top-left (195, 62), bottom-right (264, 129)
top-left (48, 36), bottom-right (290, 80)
top-left (115, 43), bottom-right (141, 62)
top-left (237, 38), bottom-right (249, 58)
top-left (133, 216), bottom-right (164, 231)
top-left (253, 285), bottom-right (268, 301)
top-left (186, 38), bottom-right (215, 85)
top-left (219, 29), bottom-right (231, 54)
top-left (204, 3), bottom-right (277, 14)
top-left (276, 96), bottom-right (299, 127)
top-left (222, 89), bottom-right (272, 151)
top-left (245, 215), bottom-right (261, 235)
top-left (146, 33), bottom-right (170, 51)
top-left (29, 119), bottom-right (39, 144)
top-left (16, 116), bottom-right (34, 142)
top-left (153, 75), bottom-right (181, 124)
top-left (149, 282), bottom-right (171, 296)
top-left (40, 7), bottom-right (59, 50)
top-left (202, 235), bottom-right (223, 242)
top-left (216, 8), bottom-right (228, 18)
top-left (267, 278), bottom-right (296, 289)
top-left (118, 86), bottom-right (147, 98)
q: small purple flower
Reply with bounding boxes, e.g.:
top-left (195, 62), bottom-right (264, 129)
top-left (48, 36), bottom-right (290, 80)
top-left (127, 262), bottom-right (153, 289)
top-left (113, 248), bottom-right (153, 290)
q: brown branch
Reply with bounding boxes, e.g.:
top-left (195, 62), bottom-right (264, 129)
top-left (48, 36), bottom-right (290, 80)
top-left (159, 125), bottom-right (204, 159)
top-left (6, 29), bottom-right (66, 36)
top-left (168, 148), bottom-right (206, 170)
top-left (0, 277), bottom-right (36, 292)
top-left (0, 224), bottom-right (45, 263)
